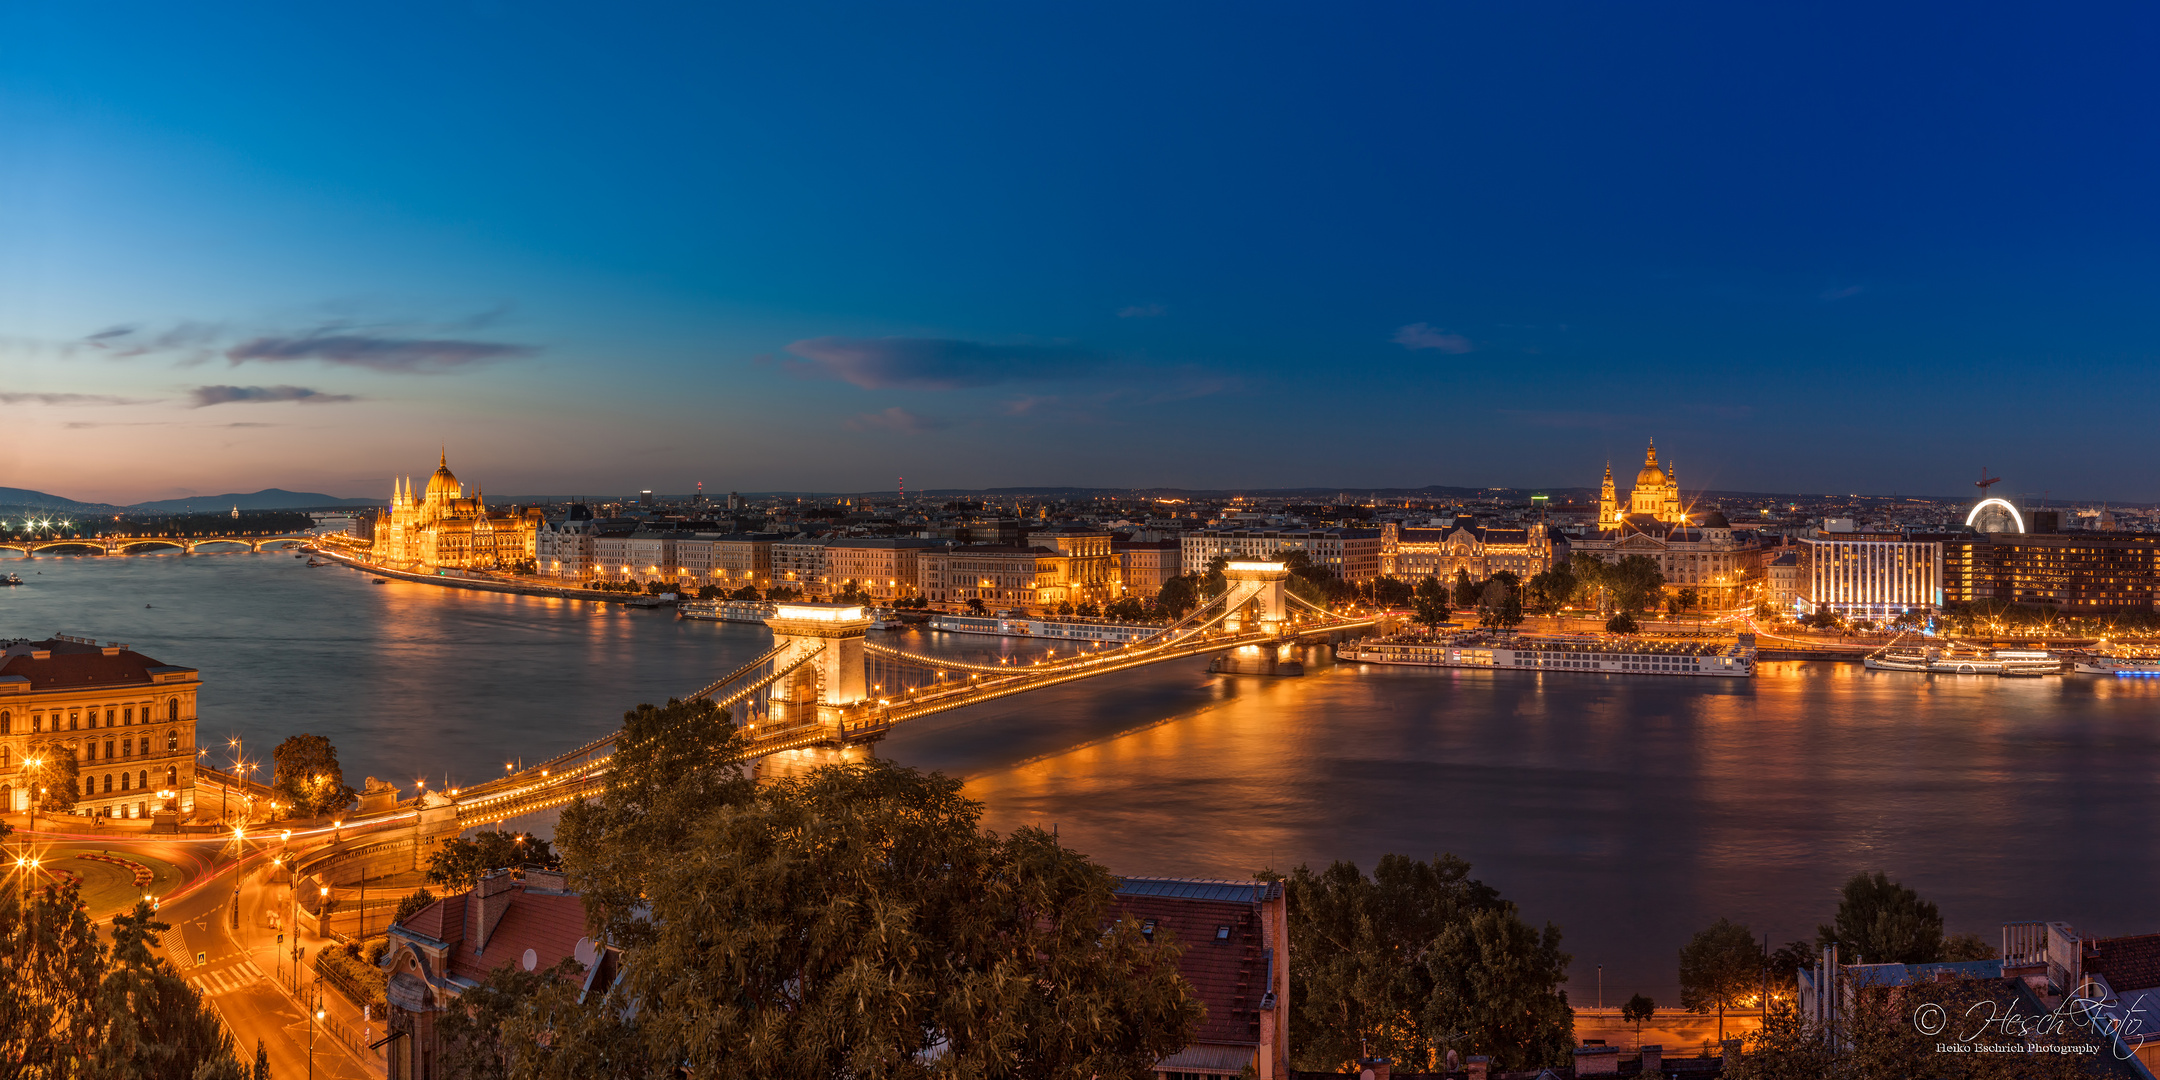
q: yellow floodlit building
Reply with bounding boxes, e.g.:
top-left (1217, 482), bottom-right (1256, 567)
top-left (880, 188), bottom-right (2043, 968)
top-left (370, 452), bottom-right (539, 572)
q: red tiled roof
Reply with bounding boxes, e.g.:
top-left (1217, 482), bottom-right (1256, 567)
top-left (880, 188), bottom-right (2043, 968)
top-left (1112, 894), bottom-right (1264, 1049)
top-left (0, 638), bottom-right (189, 691)
top-left (449, 884), bottom-right (589, 983)
top-left (399, 893), bottom-right (467, 945)
top-left (2088, 933), bottom-right (2160, 993)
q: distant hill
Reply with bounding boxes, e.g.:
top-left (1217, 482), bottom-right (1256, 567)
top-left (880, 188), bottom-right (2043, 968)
top-left (123, 489), bottom-right (380, 512)
top-left (0, 487), bottom-right (118, 513)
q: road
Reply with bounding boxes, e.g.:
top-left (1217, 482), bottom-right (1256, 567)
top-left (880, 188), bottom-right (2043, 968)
top-left (14, 820), bottom-right (383, 1079)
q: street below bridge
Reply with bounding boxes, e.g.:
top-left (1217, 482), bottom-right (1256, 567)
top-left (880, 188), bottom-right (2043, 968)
top-left (6, 817), bottom-right (382, 1078)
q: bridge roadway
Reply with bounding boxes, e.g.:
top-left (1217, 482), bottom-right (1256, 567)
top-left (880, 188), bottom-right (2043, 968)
top-left (361, 612), bottom-right (1379, 830)
top-left (0, 532), bottom-right (318, 555)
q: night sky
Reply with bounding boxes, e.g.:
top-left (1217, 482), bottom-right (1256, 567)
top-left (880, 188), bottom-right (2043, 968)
top-left (5, 4), bottom-right (2158, 503)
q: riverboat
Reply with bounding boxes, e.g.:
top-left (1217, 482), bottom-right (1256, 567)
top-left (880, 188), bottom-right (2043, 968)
top-left (1336, 631), bottom-right (1755, 677)
top-left (1866, 644), bottom-right (2060, 676)
top-left (1, 573), bottom-right (21, 586)
top-left (927, 613), bottom-right (1162, 644)
top-left (677, 600), bottom-right (893, 627)
top-left (2072, 652), bottom-right (2160, 677)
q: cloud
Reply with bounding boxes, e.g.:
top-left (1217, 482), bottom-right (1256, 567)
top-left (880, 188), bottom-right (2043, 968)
top-left (1002, 395), bottom-right (1055, 416)
top-left (0, 392), bottom-right (147, 405)
top-left (225, 333), bottom-right (534, 373)
top-left (84, 321), bottom-right (226, 359)
top-left (843, 407), bottom-right (948, 434)
top-left (1118, 303), bottom-right (1167, 319)
top-left (784, 336), bottom-right (1100, 390)
top-left (189, 385), bottom-right (358, 407)
top-left (1392, 323), bottom-right (1474, 353)
top-left (1820, 285), bottom-right (1864, 301)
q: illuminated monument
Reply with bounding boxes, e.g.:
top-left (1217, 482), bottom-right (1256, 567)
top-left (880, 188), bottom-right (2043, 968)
top-left (1598, 440), bottom-right (1686, 531)
top-left (370, 451), bottom-right (538, 571)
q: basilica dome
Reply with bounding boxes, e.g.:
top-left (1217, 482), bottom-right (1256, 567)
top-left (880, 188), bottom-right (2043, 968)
top-left (424, 452), bottom-right (460, 499)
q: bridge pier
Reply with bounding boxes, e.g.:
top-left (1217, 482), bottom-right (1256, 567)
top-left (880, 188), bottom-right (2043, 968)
top-left (763, 603), bottom-right (874, 732)
top-left (1219, 561), bottom-right (1291, 636)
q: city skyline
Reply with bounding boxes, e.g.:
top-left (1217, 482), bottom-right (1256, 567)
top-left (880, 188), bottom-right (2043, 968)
top-left (8, 4), bottom-right (2160, 503)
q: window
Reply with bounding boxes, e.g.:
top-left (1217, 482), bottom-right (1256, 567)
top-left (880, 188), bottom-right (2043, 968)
top-left (168, 700), bottom-right (179, 722)
top-left (104, 740), bottom-right (114, 760)
top-left (124, 707), bottom-right (133, 725)
top-left (1, 747), bottom-right (8, 768)
top-left (139, 737), bottom-right (149, 756)
top-left (103, 774), bottom-right (112, 794)
top-left (87, 741), bottom-right (96, 761)
top-left (70, 713), bottom-right (79, 730)
top-left (165, 766), bottom-right (176, 787)
top-left (120, 772), bottom-right (129, 791)
top-left (139, 770), bottom-right (148, 791)
top-left (166, 730), bottom-right (178, 752)
top-left (106, 709), bottom-right (115, 726)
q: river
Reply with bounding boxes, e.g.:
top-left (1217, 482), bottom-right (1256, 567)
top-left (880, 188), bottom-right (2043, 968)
top-left (5, 548), bottom-right (2156, 1002)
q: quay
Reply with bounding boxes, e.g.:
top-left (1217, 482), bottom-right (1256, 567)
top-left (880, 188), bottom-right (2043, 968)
top-left (312, 546), bottom-right (675, 607)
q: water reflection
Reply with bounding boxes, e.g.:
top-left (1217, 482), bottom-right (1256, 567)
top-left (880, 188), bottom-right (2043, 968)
top-left (6, 551), bottom-right (2157, 1000)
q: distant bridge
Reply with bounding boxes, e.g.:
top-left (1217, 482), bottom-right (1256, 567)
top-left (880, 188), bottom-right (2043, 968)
top-left (0, 533), bottom-right (317, 556)
top-left (363, 562), bottom-right (1380, 829)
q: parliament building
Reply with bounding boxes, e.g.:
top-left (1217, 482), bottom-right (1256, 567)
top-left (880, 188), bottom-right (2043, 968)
top-left (369, 452), bottom-right (539, 572)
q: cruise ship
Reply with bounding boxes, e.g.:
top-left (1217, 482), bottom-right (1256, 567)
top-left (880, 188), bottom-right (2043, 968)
top-left (1336, 631), bottom-right (1755, 677)
top-left (1862, 644), bottom-right (2061, 676)
top-left (2072, 650), bottom-right (2160, 677)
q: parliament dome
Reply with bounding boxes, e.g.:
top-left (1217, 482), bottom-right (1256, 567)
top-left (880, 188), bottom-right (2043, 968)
top-left (424, 452), bottom-right (460, 498)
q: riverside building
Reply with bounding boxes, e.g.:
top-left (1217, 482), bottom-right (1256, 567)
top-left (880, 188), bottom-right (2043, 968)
top-left (1180, 527), bottom-right (1383, 584)
top-left (0, 636), bottom-right (200, 819)
top-left (1382, 520), bottom-right (1567, 581)
top-left (370, 452), bottom-right (540, 572)
top-left (1797, 531), bottom-right (1945, 620)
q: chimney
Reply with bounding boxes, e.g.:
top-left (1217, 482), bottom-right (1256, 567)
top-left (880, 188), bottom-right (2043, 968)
top-left (1640, 1045), bottom-right (1663, 1076)
top-left (468, 869), bottom-right (519, 954)
top-left (1573, 1044), bottom-right (1620, 1075)
top-left (522, 867), bottom-right (570, 893)
top-left (1465, 1055), bottom-right (1491, 1080)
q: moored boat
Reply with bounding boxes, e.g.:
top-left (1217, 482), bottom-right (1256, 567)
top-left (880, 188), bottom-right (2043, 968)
top-left (1337, 630), bottom-right (1755, 677)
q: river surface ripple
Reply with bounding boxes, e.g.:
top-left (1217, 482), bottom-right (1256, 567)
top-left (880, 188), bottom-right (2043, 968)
top-left (5, 549), bottom-right (2155, 1000)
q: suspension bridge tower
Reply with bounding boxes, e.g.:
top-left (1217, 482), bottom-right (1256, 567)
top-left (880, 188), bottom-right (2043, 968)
top-left (1219, 561), bottom-right (1292, 636)
top-left (763, 603), bottom-right (873, 727)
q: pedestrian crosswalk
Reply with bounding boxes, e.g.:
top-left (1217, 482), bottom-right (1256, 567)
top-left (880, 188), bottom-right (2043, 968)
top-left (188, 959), bottom-right (266, 997)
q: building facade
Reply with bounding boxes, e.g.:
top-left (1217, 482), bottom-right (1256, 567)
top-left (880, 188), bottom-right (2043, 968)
top-left (1940, 532), bottom-right (2160, 612)
top-left (1574, 511), bottom-right (1756, 609)
top-left (918, 545), bottom-right (1063, 612)
top-left (1115, 540), bottom-right (1182, 598)
top-left (0, 636), bottom-right (199, 818)
top-left (1180, 528), bottom-right (1384, 584)
top-left (1382, 521), bottom-right (1568, 582)
top-left (370, 453), bottom-right (539, 571)
top-left (827, 538), bottom-right (940, 601)
top-left (772, 537), bottom-right (833, 596)
top-left (1796, 532), bottom-right (1944, 619)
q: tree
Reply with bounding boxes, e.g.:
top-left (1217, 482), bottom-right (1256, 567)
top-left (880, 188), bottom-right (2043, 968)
top-left (1729, 983), bottom-right (2096, 1080)
top-left (1605, 612), bottom-right (1640, 635)
top-left (1075, 601), bottom-right (1101, 618)
top-left (0, 885), bottom-right (245, 1074)
top-left (26, 748), bottom-right (79, 813)
top-left (1452, 568), bottom-right (1480, 608)
top-left (1479, 573), bottom-right (1523, 629)
top-left (392, 887), bottom-right (438, 927)
top-left (729, 584), bottom-right (762, 601)
top-left (1816, 871), bottom-right (1943, 965)
top-left (1104, 597), bottom-right (1148, 621)
top-left (1154, 574), bottom-right (1200, 619)
top-left (1678, 587), bottom-right (1699, 612)
top-left (1412, 576), bottom-right (1453, 630)
top-left (1679, 917), bottom-right (1763, 1042)
top-left (271, 734), bottom-right (357, 818)
top-left (1371, 575), bottom-right (1415, 608)
top-left (835, 581), bottom-right (870, 605)
top-left (1525, 568), bottom-right (1575, 615)
top-left (966, 596), bottom-right (989, 615)
top-left (1621, 993), bottom-right (1655, 1045)
top-left (1942, 932), bottom-right (1997, 961)
top-left (644, 579), bottom-right (669, 596)
top-left (1056, 600), bottom-right (1076, 616)
top-left (1606, 555), bottom-right (1667, 613)
top-left (557, 739), bottom-right (1202, 1078)
top-left (427, 831), bottom-right (557, 889)
top-left (1282, 854), bottom-right (1572, 1073)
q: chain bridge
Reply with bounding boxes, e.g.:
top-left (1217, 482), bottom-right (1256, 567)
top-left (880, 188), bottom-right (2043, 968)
top-left (0, 532), bottom-right (317, 556)
top-left (381, 561), bottom-right (1379, 829)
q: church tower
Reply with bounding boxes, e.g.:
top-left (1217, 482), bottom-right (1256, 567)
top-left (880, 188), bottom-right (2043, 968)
top-left (1597, 462), bottom-right (1619, 531)
top-left (1663, 459), bottom-right (1683, 523)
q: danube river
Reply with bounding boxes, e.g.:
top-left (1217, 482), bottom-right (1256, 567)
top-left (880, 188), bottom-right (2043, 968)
top-left (6, 549), bottom-right (2158, 1002)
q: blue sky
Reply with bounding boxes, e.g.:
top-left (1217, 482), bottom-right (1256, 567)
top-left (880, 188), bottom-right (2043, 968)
top-left (4, 3), bottom-right (2158, 503)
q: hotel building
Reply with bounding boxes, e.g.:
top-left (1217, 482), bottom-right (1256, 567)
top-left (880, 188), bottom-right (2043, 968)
top-left (1941, 532), bottom-right (2159, 613)
top-left (1382, 520), bottom-right (1568, 581)
top-left (1180, 528), bottom-right (1384, 584)
top-left (0, 636), bottom-right (200, 819)
top-left (1796, 531), bottom-right (1944, 620)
